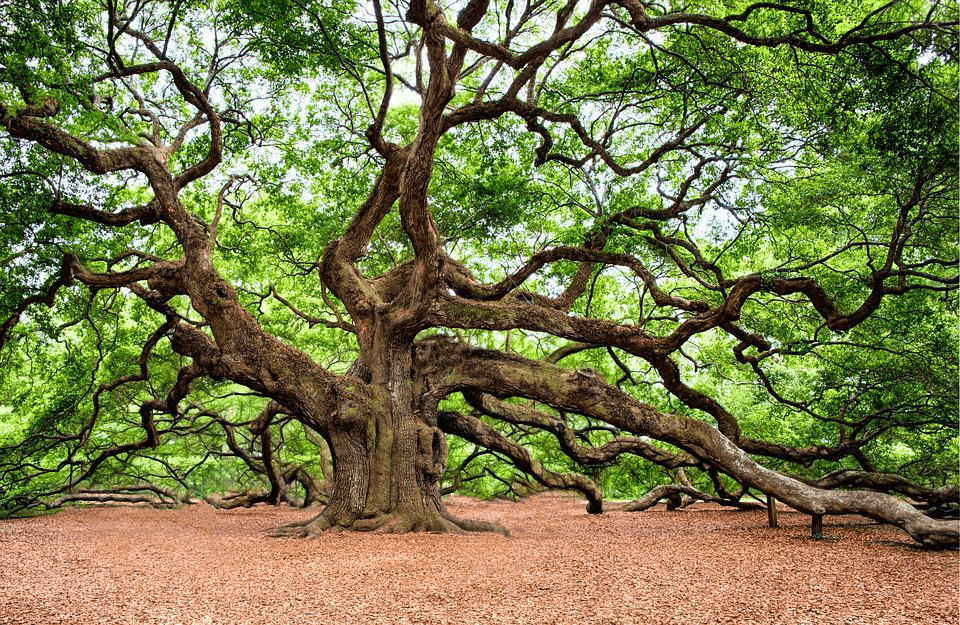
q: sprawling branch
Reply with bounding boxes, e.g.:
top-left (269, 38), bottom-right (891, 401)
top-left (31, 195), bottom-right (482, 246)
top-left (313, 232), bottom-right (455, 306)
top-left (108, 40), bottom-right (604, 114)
top-left (622, 483), bottom-right (764, 512)
top-left (414, 337), bottom-right (959, 548)
top-left (438, 410), bottom-right (604, 513)
top-left (640, 6), bottom-right (957, 55)
top-left (0, 0), bottom-right (953, 548)
top-left (464, 392), bottom-right (696, 470)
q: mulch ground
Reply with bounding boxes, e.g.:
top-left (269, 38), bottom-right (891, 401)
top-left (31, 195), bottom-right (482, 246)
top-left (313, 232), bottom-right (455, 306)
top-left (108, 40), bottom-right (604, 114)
top-left (0, 492), bottom-right (956, 625)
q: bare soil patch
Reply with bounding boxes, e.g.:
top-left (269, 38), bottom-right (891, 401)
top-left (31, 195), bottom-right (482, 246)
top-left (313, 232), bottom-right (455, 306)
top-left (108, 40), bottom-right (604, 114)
top-left (0, 493), bottom-right (956, 625)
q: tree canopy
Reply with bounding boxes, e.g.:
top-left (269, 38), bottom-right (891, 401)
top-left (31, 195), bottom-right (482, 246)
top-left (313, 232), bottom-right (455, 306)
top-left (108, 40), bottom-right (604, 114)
top-left (0, 0), bottom-right (957, 547)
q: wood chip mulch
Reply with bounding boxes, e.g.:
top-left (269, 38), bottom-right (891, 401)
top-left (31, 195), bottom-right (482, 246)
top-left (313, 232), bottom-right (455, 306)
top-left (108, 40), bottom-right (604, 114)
top-left (0, 492), bottom-right (956, 624)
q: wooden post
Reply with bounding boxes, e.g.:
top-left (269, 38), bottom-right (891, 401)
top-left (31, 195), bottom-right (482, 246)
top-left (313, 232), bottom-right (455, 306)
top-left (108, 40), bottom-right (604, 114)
top-left (766, 495), bottom-right (778, 528)
top-left (811, 514), bottom-right (824, 539)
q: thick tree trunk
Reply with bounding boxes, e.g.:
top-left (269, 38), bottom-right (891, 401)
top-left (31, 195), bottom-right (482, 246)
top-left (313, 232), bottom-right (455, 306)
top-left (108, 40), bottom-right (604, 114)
top-left (275, 342), bottom-right (508, 536)
top-left (275, 413), bottom-right (506, 535)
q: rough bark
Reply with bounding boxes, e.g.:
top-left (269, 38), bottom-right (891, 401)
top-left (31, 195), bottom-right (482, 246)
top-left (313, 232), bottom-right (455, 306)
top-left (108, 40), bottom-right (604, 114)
top-left (46, 486), bottom-right (183, 510)
top-left (622, 484), bottom-right (765, 512)
top-left (271, 340), bottom-right (508, 535)
top-left (0, 0), bottom-right (955, 550)
top-left (414, 338), bottom-right (960, 549)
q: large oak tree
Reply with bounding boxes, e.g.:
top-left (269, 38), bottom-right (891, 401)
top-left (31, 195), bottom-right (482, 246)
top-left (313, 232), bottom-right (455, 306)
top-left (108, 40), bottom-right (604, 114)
top-left (0, 0), bottom-right (957, 547)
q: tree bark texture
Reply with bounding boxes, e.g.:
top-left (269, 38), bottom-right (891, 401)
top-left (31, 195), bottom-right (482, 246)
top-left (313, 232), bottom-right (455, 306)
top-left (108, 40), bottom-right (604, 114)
top-left (0, 0), bottom-right (956, 549)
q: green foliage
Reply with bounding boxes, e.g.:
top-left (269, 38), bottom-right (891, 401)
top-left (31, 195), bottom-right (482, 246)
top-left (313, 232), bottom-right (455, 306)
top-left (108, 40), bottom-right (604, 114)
top-left (222, 0), bottom-right (364, 78)
top-left (0, 0), bottom-right (955, 516)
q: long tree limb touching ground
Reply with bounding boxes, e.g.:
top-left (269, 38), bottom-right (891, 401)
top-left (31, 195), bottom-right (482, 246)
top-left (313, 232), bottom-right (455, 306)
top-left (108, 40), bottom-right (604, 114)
top-left (0, 1), bottom-right (955, 549)
top-left (414, 337), bottom-right (959, 548)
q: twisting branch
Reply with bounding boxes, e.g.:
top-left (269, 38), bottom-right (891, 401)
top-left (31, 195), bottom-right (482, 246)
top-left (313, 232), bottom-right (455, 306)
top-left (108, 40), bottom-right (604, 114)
top-left (412, 337), bottom-right (959, 547)
top-left (463, 391), bottom-right (696, 471)
top-left (0, 255), bottom-right (75, 349)
top-left (638, 4), bottom-right (958, 54)
top-left (622, 483), bottom-right (764, 512)
top-left (1, 171), bottom-right (161, 227)
top-left (437, 410), bottom-right (604, 513)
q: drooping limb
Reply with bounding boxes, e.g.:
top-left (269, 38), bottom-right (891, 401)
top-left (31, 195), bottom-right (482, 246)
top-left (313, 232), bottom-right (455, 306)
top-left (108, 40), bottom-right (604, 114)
top-left (416, 338), bottom-right (960, 549)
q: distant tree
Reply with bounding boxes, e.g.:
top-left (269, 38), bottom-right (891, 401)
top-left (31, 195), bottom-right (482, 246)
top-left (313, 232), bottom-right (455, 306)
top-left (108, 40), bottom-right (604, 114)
top-left (0, 0), bottom-right (956, 547)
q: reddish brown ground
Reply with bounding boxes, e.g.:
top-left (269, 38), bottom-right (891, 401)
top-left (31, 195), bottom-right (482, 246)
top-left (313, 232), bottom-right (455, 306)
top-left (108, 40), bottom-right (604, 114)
top-left (0, 493), bottom-right (956, 625)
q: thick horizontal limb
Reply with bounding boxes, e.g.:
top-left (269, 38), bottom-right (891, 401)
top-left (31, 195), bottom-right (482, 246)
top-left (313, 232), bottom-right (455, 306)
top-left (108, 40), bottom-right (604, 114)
top-left (464, 392), bottom-right (696, 470)
top-left (621, 483), bottom-right (764, 512)
top-left (414, 338), bottom-right (959, 548)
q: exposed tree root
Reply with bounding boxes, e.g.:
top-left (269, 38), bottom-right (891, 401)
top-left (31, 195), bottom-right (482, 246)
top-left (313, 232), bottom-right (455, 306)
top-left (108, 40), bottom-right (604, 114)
top-left (269, 513), bottom-right (335, 538)
top-left (268, 507), bottom-right (510, 537)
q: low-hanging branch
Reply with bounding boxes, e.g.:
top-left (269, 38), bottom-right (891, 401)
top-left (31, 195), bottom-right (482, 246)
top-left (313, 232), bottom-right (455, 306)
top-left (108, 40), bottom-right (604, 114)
top-left (437, 410), bottom-right (605, 513)
top-left (415, 337), bottom-right (959, 548)
top-left (0, 0), bottom-right (954, 550)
